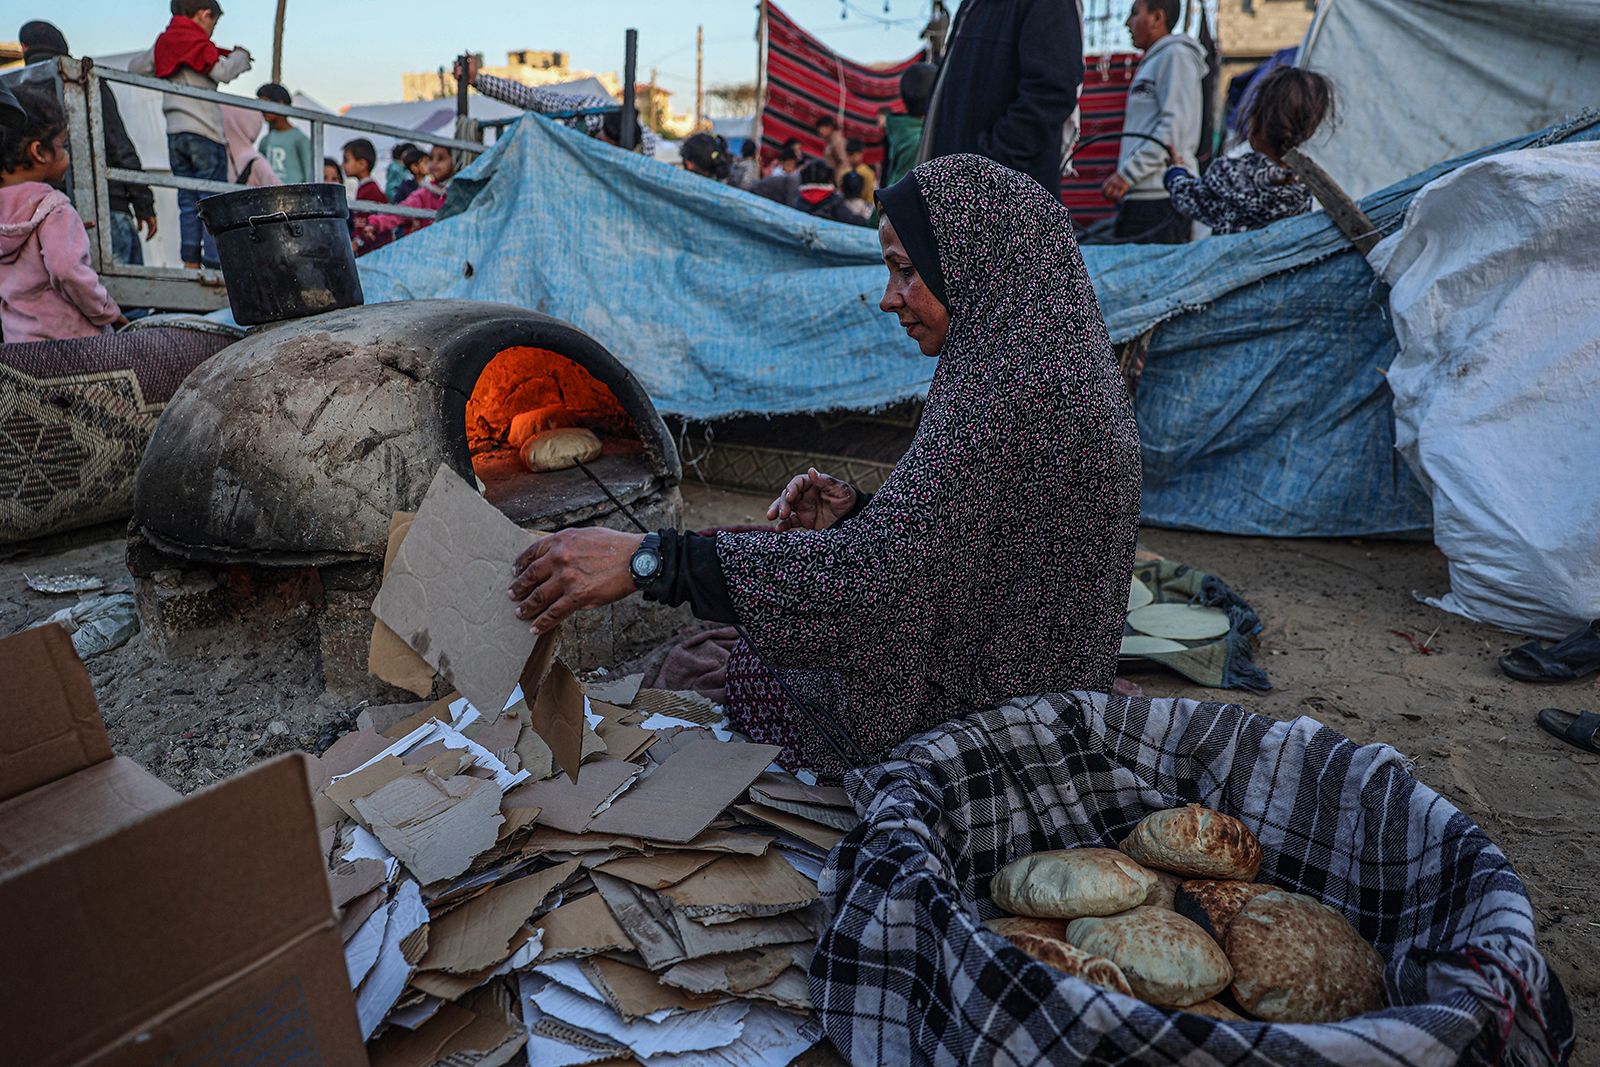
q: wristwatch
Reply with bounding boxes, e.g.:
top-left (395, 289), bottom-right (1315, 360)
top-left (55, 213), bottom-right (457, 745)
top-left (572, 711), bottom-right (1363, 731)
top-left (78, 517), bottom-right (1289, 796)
top-left (629, 532), bottom-right (663, 590)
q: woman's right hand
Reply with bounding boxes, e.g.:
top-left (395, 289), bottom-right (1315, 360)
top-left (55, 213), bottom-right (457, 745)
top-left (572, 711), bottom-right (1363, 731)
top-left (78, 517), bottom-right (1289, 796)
top-left (767, 467), bottom-right (857, 532)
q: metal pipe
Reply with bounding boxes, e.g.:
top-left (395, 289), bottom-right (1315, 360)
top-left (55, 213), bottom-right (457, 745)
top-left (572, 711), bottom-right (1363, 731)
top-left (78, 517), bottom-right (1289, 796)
top-left (89, 64), bottom-right (487, 153)
top-left (620, 29), bottom-right (638, 152)
top-left (104, 168), bottom-right (441, 220)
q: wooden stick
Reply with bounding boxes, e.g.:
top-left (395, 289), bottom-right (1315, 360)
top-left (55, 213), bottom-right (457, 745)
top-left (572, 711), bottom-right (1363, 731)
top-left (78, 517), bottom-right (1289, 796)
top-left (1282, 147), bottom-right (1382, 255)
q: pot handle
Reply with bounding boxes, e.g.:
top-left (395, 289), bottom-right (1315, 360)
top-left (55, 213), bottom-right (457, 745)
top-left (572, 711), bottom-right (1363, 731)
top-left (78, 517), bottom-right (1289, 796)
top-left (246, 211), bottom-right (290, 239)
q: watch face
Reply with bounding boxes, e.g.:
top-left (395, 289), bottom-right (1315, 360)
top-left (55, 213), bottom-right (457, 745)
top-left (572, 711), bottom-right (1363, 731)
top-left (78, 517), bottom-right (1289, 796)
top-left (632, 551), bottom-right (659, 578)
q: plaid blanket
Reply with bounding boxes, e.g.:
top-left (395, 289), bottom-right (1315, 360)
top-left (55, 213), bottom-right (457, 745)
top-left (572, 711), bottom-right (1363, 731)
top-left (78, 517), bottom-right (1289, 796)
top-left (811, 693), bottom-right (1573, 1066)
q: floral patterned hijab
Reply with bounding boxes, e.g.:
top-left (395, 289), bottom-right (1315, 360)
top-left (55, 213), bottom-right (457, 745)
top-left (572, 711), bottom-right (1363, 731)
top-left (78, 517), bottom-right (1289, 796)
top-left (717, 153), bottom-right (1142, 778)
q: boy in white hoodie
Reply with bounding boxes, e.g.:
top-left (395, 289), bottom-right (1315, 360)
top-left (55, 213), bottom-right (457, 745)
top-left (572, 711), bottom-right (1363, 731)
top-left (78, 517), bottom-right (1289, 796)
top-left (131, 0), bottom-right (252, 268)
top-left (1102, 0), bottom-right (1205, 243)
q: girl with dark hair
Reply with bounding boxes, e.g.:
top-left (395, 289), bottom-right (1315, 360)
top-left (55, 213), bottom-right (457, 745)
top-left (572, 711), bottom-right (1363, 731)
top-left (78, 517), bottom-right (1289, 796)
top-left (1163, 67), bottom-right (1336, 234)
top-left (503, 154), bottom-right (1142, 779)
top-left (0, 85), bottom-right (125, 342)
top-left (681, 133), bottom-right (731, 180)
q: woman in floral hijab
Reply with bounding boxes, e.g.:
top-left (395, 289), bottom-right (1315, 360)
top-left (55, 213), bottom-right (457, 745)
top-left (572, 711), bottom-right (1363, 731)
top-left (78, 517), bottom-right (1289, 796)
top-left (510, 154), bottom-right (1142, 778)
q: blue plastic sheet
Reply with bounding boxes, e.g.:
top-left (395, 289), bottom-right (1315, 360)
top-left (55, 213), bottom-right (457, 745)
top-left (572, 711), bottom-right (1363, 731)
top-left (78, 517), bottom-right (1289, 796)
top-left (359, 112), bottom-right (1599, 537)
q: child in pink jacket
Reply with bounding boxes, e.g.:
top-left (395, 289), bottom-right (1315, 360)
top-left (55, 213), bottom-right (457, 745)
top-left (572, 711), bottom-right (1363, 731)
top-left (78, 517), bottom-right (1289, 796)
top-left (0, 85), bottom-right (124, 343)
top-left (359, 144), bottom-right (455, 250)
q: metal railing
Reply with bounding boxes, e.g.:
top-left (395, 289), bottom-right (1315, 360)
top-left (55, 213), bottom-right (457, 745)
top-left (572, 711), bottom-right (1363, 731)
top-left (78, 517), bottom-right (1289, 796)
top-left (48, 55), bottom-right (494, 312)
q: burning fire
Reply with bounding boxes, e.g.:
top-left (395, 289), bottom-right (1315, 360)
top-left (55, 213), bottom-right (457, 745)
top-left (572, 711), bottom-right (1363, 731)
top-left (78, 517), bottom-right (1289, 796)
top-left (465, 346), bottom-right (636, 460)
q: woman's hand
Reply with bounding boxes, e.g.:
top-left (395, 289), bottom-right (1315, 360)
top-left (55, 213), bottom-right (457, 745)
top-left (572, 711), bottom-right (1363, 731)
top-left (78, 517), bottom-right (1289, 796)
top-left (508, 527), bottom-right (640, 634)
top-left (766, 468), bottom-right (856, 532)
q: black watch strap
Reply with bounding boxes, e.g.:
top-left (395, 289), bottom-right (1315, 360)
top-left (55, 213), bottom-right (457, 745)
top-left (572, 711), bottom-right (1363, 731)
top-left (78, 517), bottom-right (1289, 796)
top-left (630, 532), bottom-right (663, 590)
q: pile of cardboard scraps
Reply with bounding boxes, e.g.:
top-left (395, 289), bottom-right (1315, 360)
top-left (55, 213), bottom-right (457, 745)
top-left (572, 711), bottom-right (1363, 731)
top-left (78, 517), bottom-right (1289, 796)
top-left (317, 675), bottom-right (858, 1066)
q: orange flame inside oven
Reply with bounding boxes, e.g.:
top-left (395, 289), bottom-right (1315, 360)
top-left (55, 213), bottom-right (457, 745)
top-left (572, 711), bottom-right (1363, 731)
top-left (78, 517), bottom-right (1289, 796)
top-left (465, 346), bottom-right (640, 479)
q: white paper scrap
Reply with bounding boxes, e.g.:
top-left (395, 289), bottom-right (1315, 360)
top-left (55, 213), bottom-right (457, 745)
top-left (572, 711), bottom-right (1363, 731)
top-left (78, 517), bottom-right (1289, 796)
top-left (342, 824), bottom-right (400, 881)
top-left (354, 879), bottom-right (427, 1039)
top-left (343, 895), bottom-right (389, 988)
top-left (530, 981), bottom-right (749, 1058)
top-left (644, 1004), bottom-right (820, 1067)
top-left (518, 974), bottom-right (628, 1067)
top-left (331, 715), bottom-right (528, 791)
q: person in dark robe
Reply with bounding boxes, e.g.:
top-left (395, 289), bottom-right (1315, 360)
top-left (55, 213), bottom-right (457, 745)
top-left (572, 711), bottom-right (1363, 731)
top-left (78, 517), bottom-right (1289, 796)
top-left (915, 0), bottom-right (1083, 196)
top-left (506, 154), bottom-right (1142, 778)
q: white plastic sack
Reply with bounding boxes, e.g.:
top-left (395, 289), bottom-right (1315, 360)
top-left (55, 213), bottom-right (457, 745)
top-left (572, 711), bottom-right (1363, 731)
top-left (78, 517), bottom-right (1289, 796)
top-left (1370, 143), bottom-right (1600, 639)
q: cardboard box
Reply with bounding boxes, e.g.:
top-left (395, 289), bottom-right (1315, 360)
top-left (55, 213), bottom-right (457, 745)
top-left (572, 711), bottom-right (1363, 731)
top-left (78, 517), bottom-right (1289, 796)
top-left (0, 625), bottom-right (366, 1066)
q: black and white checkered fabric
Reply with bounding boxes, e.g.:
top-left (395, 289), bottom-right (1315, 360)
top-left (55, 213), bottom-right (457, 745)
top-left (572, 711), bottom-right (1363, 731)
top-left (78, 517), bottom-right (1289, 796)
top-left (810, 693), bottom-right (1574, 1066)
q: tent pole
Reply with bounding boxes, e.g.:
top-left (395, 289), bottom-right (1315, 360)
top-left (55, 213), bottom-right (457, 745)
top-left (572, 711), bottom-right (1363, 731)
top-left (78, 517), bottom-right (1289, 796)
top-left (621, 29), bottom-right (639, 153)
top-left (754, 0), bottom-right (769, 156)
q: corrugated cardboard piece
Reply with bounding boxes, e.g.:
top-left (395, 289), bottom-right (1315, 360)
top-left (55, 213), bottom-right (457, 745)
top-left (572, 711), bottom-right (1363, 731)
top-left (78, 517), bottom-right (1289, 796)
top-left (2, 757), bottom-right (366, 1065)
top-left (368, 512), bottom-right (437, 697)
top-left (587, 738), bottom-right (780, 843)
top-left (0, 626), bottom-right (366, 1066)
top-left (0, 624), bottom-right (111, 799)
top-left (372, 466), bottom-right (542, 725)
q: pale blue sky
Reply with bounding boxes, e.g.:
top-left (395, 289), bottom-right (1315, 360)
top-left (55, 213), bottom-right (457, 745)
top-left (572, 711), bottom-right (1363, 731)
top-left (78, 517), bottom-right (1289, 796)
top-left (20, 1), bottom-right (949, 109)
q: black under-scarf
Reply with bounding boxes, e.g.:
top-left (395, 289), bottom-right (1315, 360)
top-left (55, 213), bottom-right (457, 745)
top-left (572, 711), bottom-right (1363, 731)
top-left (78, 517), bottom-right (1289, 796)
top-left (875, 173), bottom-right (948, 307)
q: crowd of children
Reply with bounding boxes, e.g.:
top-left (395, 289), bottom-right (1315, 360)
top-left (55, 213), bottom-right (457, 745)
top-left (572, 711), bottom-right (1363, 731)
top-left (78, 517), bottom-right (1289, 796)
top-left (1, 1), bottom-right (1331, 343)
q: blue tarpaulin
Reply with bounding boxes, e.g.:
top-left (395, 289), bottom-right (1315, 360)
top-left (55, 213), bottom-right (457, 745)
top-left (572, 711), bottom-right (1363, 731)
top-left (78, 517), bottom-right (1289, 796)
top-left (359, 111), bottom-right (1600, 537)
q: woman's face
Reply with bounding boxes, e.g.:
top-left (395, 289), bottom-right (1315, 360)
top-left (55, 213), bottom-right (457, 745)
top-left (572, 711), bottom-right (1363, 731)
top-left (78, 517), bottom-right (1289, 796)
top-left (878, 216), bottom-right (949, 357)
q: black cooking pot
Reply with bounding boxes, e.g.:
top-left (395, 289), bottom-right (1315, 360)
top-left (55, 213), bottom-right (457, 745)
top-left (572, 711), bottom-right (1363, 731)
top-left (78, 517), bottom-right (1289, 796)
top-left (199, 183), bottom-right (364, 326)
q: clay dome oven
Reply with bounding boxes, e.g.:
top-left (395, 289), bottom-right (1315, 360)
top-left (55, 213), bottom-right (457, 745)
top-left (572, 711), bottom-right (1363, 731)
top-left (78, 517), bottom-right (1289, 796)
top-left (129, 300), bottom-right (684, 696)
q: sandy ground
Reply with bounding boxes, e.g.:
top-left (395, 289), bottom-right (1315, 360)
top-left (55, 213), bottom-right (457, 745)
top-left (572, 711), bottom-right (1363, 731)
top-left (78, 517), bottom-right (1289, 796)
top-left (3, 483), bottom-right (1593, 1051)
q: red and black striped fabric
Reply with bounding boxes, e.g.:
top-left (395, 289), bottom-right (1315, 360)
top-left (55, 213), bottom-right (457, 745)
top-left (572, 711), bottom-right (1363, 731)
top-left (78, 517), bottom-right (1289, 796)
top-left (760, 3), bottom-right (924, 168)
top-left (1062, 51), bottom-right (1139, 224)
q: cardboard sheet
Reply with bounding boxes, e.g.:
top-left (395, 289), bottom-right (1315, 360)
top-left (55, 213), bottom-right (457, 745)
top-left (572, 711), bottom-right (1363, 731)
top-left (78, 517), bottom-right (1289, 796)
top-left (0, 624), bottom-right (110, 800)
top-left (587, 739), bottom-right (780, 844)
top-left (369, 512), bottom-right (437, 698)
top-left (733, 803), bottom-right (845, 853)
top-left (657, 851), bottom-right (820, 923)
top-left (517, 974), bottom-right (631, 1067)
top-left (371, 466), bottom-right (541, 725)
top-left (352, 771), bottom-right (504, 886)
top-left (354, 881), bottom-right (429, 1039)
top-left (534, 660), bottom-right (589, 782)
top-left (528, 982), bottom-right (749, 1059)
top-left (419, 859), bottom-right (580, 973)
top-left (745, 789), bottom-right (858, 833)
top-left (369, 985), bottom-right (525, 1067)
top-left (584, 673), bottom-right (644, 706)
top-left (659, 947), bottom-right (794, 996)
top-left (648, 1002), bottom-right (819, 1067)
top-left (749, 773), bottom-right (852, 810)
top-left (532, 891), bottom-right (634, 961)
top-left (581, 957), bottom-right (720, 1020)
top-left (504, 759), bottom-right (641, 835)
top-left (628, 688), bottom-right (721, 724)
top-left (595, 851), bottom-right (720, 891)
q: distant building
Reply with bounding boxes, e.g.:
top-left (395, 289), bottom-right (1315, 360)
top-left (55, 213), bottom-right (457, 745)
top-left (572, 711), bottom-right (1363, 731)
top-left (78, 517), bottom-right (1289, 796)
top-left (1215, 0), bottom-right (1315, 87)
top-left (401, 47), bottom-right (696, 138)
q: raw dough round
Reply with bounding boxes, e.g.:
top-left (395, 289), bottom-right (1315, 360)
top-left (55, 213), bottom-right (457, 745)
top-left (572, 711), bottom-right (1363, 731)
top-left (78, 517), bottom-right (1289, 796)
top-left (1126, 604), bottom-right (1231, 641)
top-left (1119, 635), bottom-right (1188, 657)
top-left (1127, 577), bottom-right (1155, 612)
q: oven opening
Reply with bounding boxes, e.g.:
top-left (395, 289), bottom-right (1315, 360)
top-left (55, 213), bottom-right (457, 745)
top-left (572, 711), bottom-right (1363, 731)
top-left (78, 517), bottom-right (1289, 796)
top-left (466, 345), bottom-right (649, 525)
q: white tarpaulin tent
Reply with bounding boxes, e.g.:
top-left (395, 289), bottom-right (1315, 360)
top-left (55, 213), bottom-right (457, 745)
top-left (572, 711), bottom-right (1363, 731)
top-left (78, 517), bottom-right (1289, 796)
top-left (1298, 0), bottom-right (1600, 199)
top-left (1371, 142), bottom-right (1600, 639)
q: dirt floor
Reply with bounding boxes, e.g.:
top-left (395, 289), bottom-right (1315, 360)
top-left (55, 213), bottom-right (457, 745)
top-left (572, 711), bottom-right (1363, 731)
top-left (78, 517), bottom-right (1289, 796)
top-left (3, 483), bottom-right (1593, 1051)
